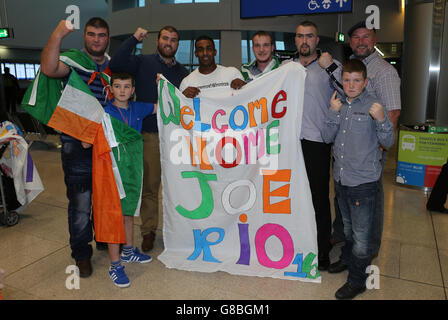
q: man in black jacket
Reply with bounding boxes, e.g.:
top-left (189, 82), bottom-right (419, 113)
top-left (427, 159), bottom-right (448, 214)
top-left (109, 26), bottom-right (189, 252)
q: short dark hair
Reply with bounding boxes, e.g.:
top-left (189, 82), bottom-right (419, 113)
top-left (195, 35), bottom-right (215, 50)
top-left (252, 31), bottom-right (274, 45)
top-left (158, 25), bottom-right (180, 40)
top-left (84, 17), bottom-right (109, 35)
top-left (111, 72), bottom-right (135, 86)
top-left (342, 59), bottom-right (367, 79)
top-left (298, 21), bottom-right (319, 33)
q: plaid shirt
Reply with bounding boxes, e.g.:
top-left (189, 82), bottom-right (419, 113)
top-left (332, 51), bottom-right (401, 112)
top-left (322, 90), bottom-right (395, 186)
top-left (352, 51), bottom-right (401, 112)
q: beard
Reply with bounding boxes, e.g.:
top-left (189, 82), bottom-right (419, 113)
top-left (353, 46), bottom-right (374, 59)
top-left (158, 44), bottom-right (175, 59)
top-left (84, 42), bottom-right (107, 57)
top-left (299, 45), bottom-right (312, 57)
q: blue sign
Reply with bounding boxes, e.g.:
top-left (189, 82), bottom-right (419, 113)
top-left (241, 0), bottom-right (352, 19)
top-left (396, 161), bottom-right (426, 187)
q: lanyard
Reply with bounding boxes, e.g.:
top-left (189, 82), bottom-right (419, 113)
top-left (115, 104), bottom-right (131, 126)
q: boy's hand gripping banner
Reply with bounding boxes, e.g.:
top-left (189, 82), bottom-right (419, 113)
top-left (157, 62), bottom-right (320, 282)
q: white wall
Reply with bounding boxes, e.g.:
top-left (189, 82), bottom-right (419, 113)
top-left (107, 0), bottom-right (404, 41)
top-left (0, 0), bottom-right (108, 50)
top-left (0, 0), bottom-right (405, 66)
top-left (106, 0), bottom-right (405, 67)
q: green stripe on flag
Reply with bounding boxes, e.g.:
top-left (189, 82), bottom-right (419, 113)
top-left (66, 67), bottom-right (99, 97)
top-left (62, 49), bottom-right (97, 72)
top-left (108, 115), bottom-right (143, 216)
top-left (21, 71), bottom-right (62, 125)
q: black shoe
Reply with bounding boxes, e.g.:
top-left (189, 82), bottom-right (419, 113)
top-left (96, 241), bottom-right (108, 251)
top-left (328, 260), bottom-right (348, 273)
top-left (335, 282), bottom-right (366, 300)
top-left (76, 259), bottom-right (92, 278)
top-left (318, 257), bottom-right (330, 271)
top-left (427, 207), bottom-right (448, 214)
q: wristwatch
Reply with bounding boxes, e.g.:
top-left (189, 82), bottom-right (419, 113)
top-left (325, 62), bottom-right (338, 74)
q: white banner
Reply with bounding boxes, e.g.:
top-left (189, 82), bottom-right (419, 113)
top-left (157, 62), bottom-right (320, 282)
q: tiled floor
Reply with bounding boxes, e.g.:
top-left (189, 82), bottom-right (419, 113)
top-left (1, 134), bottom-right (447, 300)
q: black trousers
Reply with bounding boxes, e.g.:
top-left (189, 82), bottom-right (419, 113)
top-left (427, 159), bottom-right (448, 211)
top-left (301, 139), bottom-right (332, 258)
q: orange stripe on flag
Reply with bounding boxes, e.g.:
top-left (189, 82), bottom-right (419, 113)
top-left (48, 106), bottom-right (100, 144)
top-left (92, 126), bottom-right (126, 244)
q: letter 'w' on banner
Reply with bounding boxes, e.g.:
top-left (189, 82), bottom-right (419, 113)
top-left (22, 68), bottom-right (143, 244)
top-left (156, 62), bottom-right (320, 282)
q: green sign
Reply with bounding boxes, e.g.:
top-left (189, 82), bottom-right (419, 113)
top-left (428, 125), bottom-right (448, 133)
top-left (398, 130), bottom-right (448, 166)
top-left (0, 28), bottom-right (10, 39)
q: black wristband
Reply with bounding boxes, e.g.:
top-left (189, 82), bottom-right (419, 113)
top-left (325, 62), bottom-right (338, 74)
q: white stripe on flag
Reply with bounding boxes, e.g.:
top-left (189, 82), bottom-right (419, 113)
top-left (59, 56), bottom-right (95, 74)
top-left (133, 174), bottom-right (143, 217)
top-left (58, 84), bottom-right (104, 123)
top-left (28, 71), bottom-right (41, 106)
top-left (102, 114), bottom-right (126, 199)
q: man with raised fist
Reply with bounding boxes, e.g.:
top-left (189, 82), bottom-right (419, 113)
top-left (109, 26), bottom-right (189, 253)
top-left (40, 17), bottom-right (112, 278)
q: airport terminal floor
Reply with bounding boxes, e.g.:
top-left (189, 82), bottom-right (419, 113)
top-left (0, 134), bottom-right (447, 300)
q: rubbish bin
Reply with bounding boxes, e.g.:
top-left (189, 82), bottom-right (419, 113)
top-left (396, 124), bottom-right (448, 191)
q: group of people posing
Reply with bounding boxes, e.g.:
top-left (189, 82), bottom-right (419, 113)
top-left (38, 16), bottom-right (400, 299)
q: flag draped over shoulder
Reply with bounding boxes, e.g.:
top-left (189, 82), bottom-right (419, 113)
top-left (21, 49), bottom-right (142, 244)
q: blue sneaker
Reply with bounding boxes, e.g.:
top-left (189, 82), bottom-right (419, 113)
top-left (109, 265), bottom-right (130, 288)
top-left (121, 247), bottom-right (152, 264)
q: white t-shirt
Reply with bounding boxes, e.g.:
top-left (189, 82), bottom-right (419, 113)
top-left (179, 65), bottom-right (244, 94)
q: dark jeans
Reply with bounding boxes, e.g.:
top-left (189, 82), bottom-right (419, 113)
top-left (335, 180), bottom-right (378, 288)
top-left (5, 93), bottom-right (17, 114)
top-left (332, 150), bottom-right (387, 254)
top-left (301, 139), bottom-right (332, 259)
top-left (427, 160), bottom-right (448, 211)
top-left (61, 136), bottom-right (93, 261)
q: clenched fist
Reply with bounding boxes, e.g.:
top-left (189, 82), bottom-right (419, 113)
top-left (133, 27), bottom-right (149, 42)
top-left (319, 52), bottom-right (333, 69)
top-left (369, 102), bottom-right (385, 121)
top-left (54, 20), bottom-right (75, 39)
top-left (330, 91), bottom-right (343, 112)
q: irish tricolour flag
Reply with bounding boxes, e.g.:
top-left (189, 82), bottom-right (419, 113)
top-left (22, 62), bottom-right (143, 244)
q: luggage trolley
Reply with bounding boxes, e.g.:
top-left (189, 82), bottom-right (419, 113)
top-left (0, 140), bottom-right (20, 227)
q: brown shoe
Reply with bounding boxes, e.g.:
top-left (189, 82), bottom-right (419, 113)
top-left (141, 231), bottom-right (155, 252)
top-left (330, 237), bottom-right (343, 246)
top-left (76, 259), bottom-right (92, 278)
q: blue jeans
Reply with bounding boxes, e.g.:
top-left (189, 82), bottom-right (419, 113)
top-left (61, 136), bottom-right (93, 261)
top-left (332, 150), bottom-right (386, 254)
top-left (335, 180), bottom-right (378, 288)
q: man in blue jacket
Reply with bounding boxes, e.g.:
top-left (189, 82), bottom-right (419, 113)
top-left (109, 26), bottom-right (189, 252)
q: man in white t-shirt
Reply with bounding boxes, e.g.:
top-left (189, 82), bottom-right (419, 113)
top-left (180, 35), bottom-right (245, 98)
